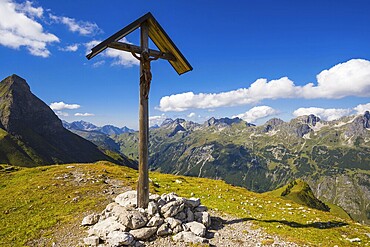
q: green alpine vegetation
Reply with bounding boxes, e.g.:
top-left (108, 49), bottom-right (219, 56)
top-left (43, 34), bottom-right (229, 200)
top-left (1, 162), bottom-right (369, 247)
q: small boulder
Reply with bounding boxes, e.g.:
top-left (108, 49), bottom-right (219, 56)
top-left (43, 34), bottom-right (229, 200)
top-left (147, 201), bottom-right (158, 216)
top-left (185, 197), bottom-right (200, 208)
top-left (106, 231), bottom-right (134, 246)
top-left (173, 231), bottom-right (208, 244)
top-left (115, 190), bottom-right (137, 208)
top-left (165, 217), bottom-right (182, 229)
top-left (185, 222), bottom-right (206, 237)
top-left (146, 215), bottom-right (164, 227)
top-left (88, 217), bottom-right (126, 240)
top-left (194, 212), bottom-right (211, 227)
top-left (81, 213), bottom-right (100, 226)
top-left (149, 194), bottom-right (161, 202)
top-left (112, 205), bottom-right (148, 229)
top-left (160, 199), bottom-right (185, 218)
top-left (161, 192), bottom-right (179, 202)
top-left (157, 223), bottom-right (172, 236)
top-left (185, 207), bottom-right (194, 222)
top-left (130, 227), bottom-right (158, 240)
top-left (83, 236), bottom-right (99, 246)
top-left (175, 211), bottom-right (186, 221)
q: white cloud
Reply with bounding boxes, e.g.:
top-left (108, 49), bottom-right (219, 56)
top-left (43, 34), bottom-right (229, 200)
top-left (85, 38), bottom-right (139, 67)
top-left (0, 0), bottom-right (59, 57)
top-left (187, 112), bottom-right (196, 118)
top-left (233, 106), bottom-right (278, 123)
top-left (50, 101), bottom-right (80, 110)
top-left (353, 103), bottom-right (370, 115)
top-left (149, 114), bottom-right (167, 126)
top-left (59, 44), bottom-right (78, 52)
top-left (92, 60), bottom-right (105, 68)
top-left (15, 1), bottom-right (43, 18)
top-left (292, 107), bottom-right (352, 121)
top-left (74, 113), bottom-right (94, 117)
top-left (49, 13), bottom-right (101, 36)
top-left (55, 111), bottom-right (69, 117)
top-left (158, 59), bottom-right (370, 112)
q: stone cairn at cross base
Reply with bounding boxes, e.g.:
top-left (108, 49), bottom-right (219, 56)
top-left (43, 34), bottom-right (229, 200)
top-left (81, 191), bottom-right (211, 246)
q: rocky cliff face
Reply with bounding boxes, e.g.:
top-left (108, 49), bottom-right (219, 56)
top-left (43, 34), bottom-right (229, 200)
top-left (0, 74), bottom-right (135, 167)
top-left (306, 172), bottom-right (370, 224)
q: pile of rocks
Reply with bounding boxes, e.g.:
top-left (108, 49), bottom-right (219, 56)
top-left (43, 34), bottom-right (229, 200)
top-left (81, 191), bottom-right (211, 246)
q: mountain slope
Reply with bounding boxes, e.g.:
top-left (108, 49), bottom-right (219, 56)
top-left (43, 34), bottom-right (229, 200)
top-left (0, 74), bottom-right (135, 168)
top-left (1, 162), bottom-right (369, 246)
top-left (110, 115), bottom-right (370, 224)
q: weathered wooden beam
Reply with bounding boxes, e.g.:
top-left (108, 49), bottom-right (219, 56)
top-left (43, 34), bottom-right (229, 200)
top-left (137, 21), bottom-right (150, 209)
top-left (107, 42), bottom-right (176, 61)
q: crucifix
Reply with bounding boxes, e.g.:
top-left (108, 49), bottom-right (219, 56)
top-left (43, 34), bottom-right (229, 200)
top-left (86, 12), bottom-right (192, 208)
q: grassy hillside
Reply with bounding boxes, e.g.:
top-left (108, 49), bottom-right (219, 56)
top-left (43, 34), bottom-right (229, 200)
top-left (0, 162), bottom-right (369, 246)
top-left (0, 129), bottom-right (35, 166)
top-left (266, 179), bottom-right (351, 220)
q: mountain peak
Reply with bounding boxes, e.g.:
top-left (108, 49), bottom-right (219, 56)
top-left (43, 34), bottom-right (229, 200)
top-left (0, 75), bottom-right (123, 166)
top-left (1, 74), bottom-right (31, 93)
top-left (205, 117), bottom-right (241, 127)
top-left (306, 114), bottom-right (320, 126)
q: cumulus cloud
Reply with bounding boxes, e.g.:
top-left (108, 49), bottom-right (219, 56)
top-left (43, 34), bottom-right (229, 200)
top-left (74, 113), bottom-right (94, 117)
top-left (292, 107), bottom-right (352, 121)
top-left (15, 0), bottom-right (43, 18)
top-left (353, 103), bottom-right (370, 115)
top-left (149, 114), bottom-right (167, 126)
top-left (50, 101), bottom-right (80, 110)
top-left (59, 44), bottom-right (78, 52)
top-left (55, 111), bottom-right (69, 117)
top-left (233, 106), bottom-right (278, 123)
top-left (0, 0), bottom-right (59, 57)
top-left (49, 13), bottom-right (101, 36)
top-left (158, 59), bottom-right (370, 112)
top-left (187, 112), bottom-right (196, 118)
top-left (85, 38), bottom-right (139, 67)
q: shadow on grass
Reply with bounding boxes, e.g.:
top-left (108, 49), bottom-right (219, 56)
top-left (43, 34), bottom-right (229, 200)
top-left (222, 217), bottom-right (348, 229)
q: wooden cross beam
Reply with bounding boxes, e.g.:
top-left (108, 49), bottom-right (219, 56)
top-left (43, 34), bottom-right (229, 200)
top-left (107, 42), bottom-right (176, 61)
top-left (86, 12), bottom-right (192, 209)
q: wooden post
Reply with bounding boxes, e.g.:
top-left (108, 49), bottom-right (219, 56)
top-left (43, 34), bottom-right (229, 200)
top-left (86, 13), bottom-right (192, 209)
top-left (137, 21), bottom-right (150, 208)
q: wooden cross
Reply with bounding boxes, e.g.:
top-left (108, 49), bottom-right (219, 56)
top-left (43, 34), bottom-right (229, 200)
top-left (86, 12), bottom-right (192, 208)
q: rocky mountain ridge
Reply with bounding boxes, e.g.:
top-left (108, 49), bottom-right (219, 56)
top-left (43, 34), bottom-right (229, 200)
top-left (63, 120), bottom-right (135, 135)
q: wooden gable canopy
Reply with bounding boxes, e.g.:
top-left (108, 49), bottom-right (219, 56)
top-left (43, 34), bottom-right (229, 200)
top-left (86, 12), bottom-right (192, 75)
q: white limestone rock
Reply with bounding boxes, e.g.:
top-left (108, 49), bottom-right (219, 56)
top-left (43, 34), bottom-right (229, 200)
top-left (83, 236), bottom-right (99, 246)
top-left (106, 231), bottom-right (134, 246)
top-left (185, 221), bottom-right (206, 237)
top-left (157, 223), bottom-right (172, 236)
top-left (88, 217), bottom-right (126, 240)
top-left (146, 215), bottom-right (164, 227)
top-left (130, 227), bottom-right (158, 240)
top-left (115, 190), bottom-right (137, 208)
top-left (81, 213), bottom-right (100, 226)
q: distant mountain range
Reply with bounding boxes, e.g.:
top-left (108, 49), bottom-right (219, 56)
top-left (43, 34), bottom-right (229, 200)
top-left (0, 74), bottom-right (136, 169)
top-left (62, 120), bottom-right (135, 135)
top-left (73, 114), bottom-right (370, 224)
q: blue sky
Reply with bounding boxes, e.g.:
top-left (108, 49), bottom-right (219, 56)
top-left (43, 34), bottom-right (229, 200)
top-left (1, 0), bottom-right (370, 129)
